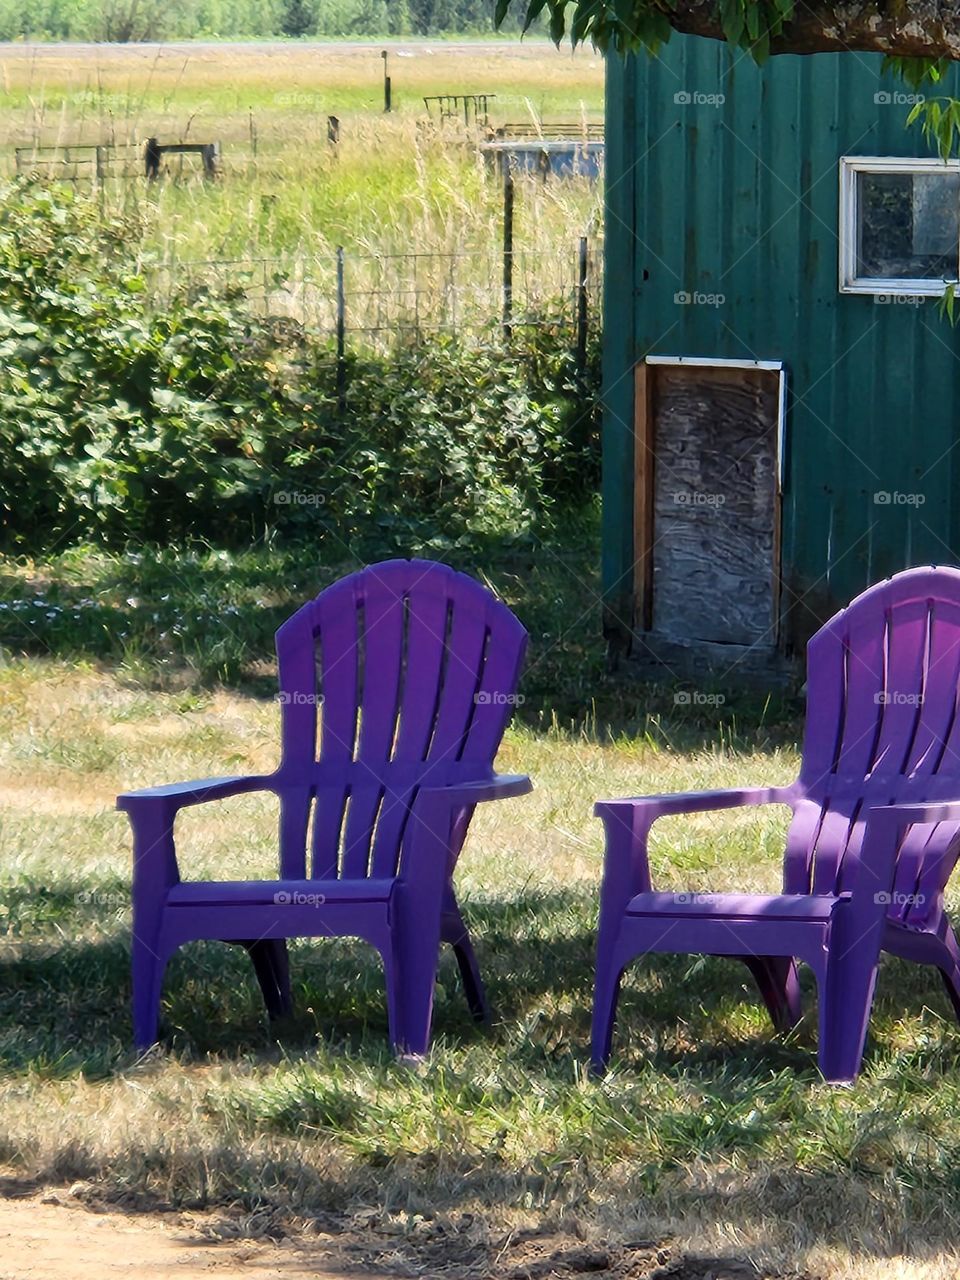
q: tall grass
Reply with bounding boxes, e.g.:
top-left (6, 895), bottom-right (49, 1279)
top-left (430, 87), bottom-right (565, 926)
top-left (0, 43), bottom-right (604, 329)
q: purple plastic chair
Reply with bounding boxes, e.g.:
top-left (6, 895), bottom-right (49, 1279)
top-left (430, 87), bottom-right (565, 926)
top-left (118, 559), bottom-right (531, 1054)
top-left (593, 566), bottom-right (960, 1081)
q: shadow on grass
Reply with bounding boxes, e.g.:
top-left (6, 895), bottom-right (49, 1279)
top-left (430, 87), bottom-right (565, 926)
top-left (2, 889), bottom-right (958, 1079)
top-left (0, 533), bottom-right (806, 748)
top-left (5, 885), bottom-right (960, 1266)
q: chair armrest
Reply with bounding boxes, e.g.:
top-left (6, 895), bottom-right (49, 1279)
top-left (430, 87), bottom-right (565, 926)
top-left (398, 776), bottom-right (532, 889)
top-left (850, 798), bottom-right (960, 909)
top-left (594, 785), bottom-right (796, 905)
top-left (117, 774), bottom-right (276, 814)
top-left (594, 786), bottom-right (793, 821)
top-left (418, 774), bottom-right (532, 806)
top-left (870, 799), bottom-right (960, 825)
top-left (118, 774), bottom-right (279, 902)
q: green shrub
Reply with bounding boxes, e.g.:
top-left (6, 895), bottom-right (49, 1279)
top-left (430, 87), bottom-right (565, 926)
top-left (0, 180), bottom-right (599, 550)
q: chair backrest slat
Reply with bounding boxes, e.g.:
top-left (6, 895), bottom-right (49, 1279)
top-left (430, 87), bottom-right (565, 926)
top-left (354, 569), bottom-right (407, 764)
top-left (902, 599), bottom-right (960, 777)
top-left (274, 559), bottom-right (526, 883)
top-left (311, 784), bottom-right (349, 880)
top-left (870, 596), bottom-right (929, 778)
top-left (315, 579), bottom-right (361, 764)
top-left (278, 788), bottom-right (313, 880)
top-left (391, 579), bottom-right (453, 763)
top-left (424, 598), bottom-right (490, 768)
top-left (790, 566), bottom-right (960, 921)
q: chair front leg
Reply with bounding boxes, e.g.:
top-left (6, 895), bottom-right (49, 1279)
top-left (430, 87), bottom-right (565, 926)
top-left (127, 799), bottom-right (180, 1049)
top-left (591, 806), bottom-right (653, 1074)
top-left (816, 809), bottom-right (905, 1082)
top-left (388, 795), bottom-right (454, 1057)
top-left (817, 908), bottom-right (883, 1082)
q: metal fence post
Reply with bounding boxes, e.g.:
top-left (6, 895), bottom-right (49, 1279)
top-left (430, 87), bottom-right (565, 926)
top-left (336, 246), bottom-right (347, 414)
top-left (502, 163), bottom-right (514, 341)
top-left (576, 235), bottom-right (589, 372)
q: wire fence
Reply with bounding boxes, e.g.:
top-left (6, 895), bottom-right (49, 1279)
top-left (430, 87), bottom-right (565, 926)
top-left (140, 239), bottom-right (602, 355)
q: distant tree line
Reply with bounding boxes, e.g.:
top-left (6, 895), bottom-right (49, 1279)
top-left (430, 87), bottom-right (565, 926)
top-left (0, 0), bottom-right (547, 40)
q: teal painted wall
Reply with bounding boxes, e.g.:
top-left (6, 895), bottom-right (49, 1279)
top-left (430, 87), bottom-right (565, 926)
top-left (603, 38), bottom-right (960, 647)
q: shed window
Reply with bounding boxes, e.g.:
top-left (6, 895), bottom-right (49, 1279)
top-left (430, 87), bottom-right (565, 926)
top-left (839, 157), bottom-right (960, 295)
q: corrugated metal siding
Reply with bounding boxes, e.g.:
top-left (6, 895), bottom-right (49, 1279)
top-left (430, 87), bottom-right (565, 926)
top-left (605, 37), bottom-right (960, 637)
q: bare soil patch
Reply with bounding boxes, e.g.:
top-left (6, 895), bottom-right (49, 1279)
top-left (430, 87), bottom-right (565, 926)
top-left (0, 1190), bottom-right (805, 1280)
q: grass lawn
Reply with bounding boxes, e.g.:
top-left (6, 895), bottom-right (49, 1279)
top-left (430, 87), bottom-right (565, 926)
top-left (2, 538), bottom-right (960, 1277)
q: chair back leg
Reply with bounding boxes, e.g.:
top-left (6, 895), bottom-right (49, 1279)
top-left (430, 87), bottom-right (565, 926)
top-left (442, 893), bottom-right (490, 1023)
top-left (239, 938), bottom-right (293, 1020)
top-left (740, 955), bottom-right (803, 1033)
top-left (934, 925), bottom-right (960, 1023)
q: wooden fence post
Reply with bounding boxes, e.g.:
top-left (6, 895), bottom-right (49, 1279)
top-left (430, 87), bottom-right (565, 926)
top-left (382, 51), bottom-right (391, 112)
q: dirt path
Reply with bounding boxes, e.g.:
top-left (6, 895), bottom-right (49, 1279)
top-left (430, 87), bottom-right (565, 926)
top-left (0, 1194), bottom-right (391, 1280)
top-left (0, 1189), bottom-right (801, 1279)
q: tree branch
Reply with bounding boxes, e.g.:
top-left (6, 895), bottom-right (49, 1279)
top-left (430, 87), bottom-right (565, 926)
top-left (497, 0), bottom-right (960, 62)
top-left (665, 0), bottom-right (960, 60)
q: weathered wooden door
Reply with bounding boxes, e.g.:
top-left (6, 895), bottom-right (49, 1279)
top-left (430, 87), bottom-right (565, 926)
top-left (635, 360), bottom-right (782, 648)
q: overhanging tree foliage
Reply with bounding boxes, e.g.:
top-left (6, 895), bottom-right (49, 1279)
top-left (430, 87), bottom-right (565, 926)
top-left (495, 0), bottom-right (960, 64)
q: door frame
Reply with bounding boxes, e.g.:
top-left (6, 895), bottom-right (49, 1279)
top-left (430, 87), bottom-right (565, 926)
top-left (633, 355), bottom-right (787, 642)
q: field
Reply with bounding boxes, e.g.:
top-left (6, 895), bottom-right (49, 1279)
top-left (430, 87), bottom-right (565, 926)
top-left (0, 41), bottom-right (605, 334)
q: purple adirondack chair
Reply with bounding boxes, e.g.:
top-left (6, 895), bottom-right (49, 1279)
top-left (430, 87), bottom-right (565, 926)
top-left (593, 566), bottom-right (960, 1082)
top-left (118, 559), bottom-right (531, 1054)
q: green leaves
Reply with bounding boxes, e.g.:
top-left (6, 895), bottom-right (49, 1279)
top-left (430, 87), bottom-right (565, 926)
top-left (940, 281), bottom-right (957, 326)
top-left (907, 95), bottom-right (960, 160)
top-left (0, 181), bottom-right (600, 552)
top-left (493, 0), bottom-right (794, 58)
top-left (882, 55), bottom-right (949, 89)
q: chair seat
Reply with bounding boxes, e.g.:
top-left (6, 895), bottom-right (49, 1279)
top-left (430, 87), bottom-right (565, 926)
top-left (625, 891), bottom-right (848, 921)
top-left (167, 878), bottom-right (396, 907)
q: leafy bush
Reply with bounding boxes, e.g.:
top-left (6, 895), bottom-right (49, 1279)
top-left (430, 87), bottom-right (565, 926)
top-left (0, 181), bottom-right (599, 551)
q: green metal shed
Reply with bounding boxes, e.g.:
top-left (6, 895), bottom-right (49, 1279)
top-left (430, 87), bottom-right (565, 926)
top-left (602, 37), bottom-right (960, 674)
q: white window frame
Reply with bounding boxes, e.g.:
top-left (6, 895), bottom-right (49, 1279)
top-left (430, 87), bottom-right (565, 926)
top-left (839, 155), bottom-right (960, 296)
